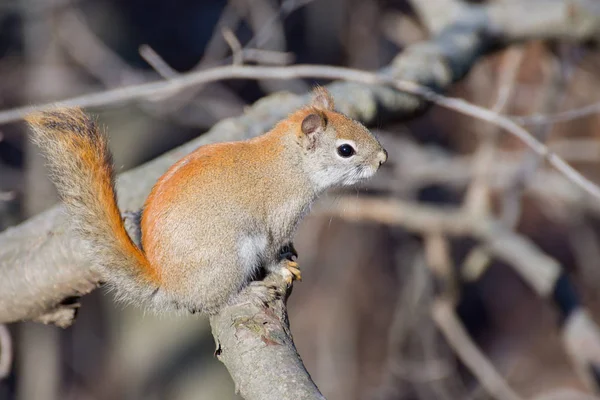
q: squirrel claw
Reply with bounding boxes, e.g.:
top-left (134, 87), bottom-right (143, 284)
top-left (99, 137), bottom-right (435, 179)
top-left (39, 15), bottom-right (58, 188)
top-left (283, 259), bottom-right (302, 283)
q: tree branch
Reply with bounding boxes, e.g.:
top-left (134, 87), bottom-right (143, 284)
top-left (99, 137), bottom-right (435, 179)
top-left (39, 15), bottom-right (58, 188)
top-left (431, 299), bottom-right (523, 400)
top-left (2, 0), bottom-right (600, 396)
top-left (210, 275), bottom-right (325, 400)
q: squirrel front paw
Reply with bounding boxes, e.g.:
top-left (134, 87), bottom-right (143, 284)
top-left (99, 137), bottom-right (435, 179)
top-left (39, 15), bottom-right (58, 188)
top-left (281, 259), bottom-right (302, 284)
top-left (278, 243), bottom-right (301, 284)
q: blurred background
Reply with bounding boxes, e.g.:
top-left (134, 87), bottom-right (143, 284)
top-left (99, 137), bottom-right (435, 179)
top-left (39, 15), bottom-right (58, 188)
top-left (3, 0), bottom-right (600, 399)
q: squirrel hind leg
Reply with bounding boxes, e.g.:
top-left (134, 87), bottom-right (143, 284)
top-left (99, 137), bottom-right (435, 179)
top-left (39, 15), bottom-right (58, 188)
top-left (239, 257), bottom-right (302, 309)
top-left (245, 279), bottom-right (285, 307)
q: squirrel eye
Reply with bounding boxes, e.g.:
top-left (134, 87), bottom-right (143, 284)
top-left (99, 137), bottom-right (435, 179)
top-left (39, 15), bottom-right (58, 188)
top-left (337, 144), bottom-right (356, 158)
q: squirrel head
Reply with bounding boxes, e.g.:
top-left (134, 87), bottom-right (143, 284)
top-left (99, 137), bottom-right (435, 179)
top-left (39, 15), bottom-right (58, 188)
top-left (295, 87), bottom-right (387, 191)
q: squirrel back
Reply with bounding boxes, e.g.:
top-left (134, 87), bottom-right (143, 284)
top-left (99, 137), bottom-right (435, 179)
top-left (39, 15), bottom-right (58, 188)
top-left (26, 109), bottom-right (161, 303)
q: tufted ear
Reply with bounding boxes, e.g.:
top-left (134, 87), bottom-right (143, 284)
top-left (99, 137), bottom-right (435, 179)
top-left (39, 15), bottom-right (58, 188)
top-left (300, 112), bottom-right (326, 150)
top-left (311, 86), bottom-right (335, 111)
top-left (301, 112), bottom-right (326, 136)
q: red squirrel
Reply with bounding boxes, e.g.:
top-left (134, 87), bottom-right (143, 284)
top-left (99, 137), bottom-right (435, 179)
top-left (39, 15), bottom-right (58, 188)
top-left (26, 87), bottom-right (388, 314)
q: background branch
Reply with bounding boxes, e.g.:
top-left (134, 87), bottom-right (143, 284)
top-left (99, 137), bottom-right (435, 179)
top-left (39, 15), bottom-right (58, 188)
top-left (0, 324), bottom-right (11, 380)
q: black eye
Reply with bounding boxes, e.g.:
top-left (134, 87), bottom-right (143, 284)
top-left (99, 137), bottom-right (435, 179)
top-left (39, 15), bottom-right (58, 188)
top-left (337, 144), bottom-right (355, 158)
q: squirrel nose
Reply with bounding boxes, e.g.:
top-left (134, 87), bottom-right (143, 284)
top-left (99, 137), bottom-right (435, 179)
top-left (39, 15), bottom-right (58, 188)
top-left (378, 149), bottom-right (388, 166)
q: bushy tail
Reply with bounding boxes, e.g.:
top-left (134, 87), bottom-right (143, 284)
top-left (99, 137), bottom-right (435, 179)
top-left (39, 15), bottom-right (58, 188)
top-left (26, 108), bottom-right (160, 299)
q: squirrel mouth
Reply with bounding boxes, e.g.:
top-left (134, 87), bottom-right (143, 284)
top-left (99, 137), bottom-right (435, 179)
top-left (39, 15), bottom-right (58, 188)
top-left (343, 165), bottom-right (377, 185)
top-left (359, 165), bottom-right (378, 180)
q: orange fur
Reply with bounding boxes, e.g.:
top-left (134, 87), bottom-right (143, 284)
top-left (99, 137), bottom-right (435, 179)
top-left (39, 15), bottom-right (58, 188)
top-left (26, 109), bottom-right (160, 287)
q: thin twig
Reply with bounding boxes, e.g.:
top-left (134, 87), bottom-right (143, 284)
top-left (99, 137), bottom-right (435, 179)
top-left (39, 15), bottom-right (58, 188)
top-left (1, 63), bottom-right (599, 203)
top-left (0, 191), bottom-right (16, 202)
top-left (368, 134), bottom-right (600, 216)
top-left (461, 46), bottom-right (526, 280)
top-left (192, 0), bottom-right (312, 69)
top-left (464, 45), bottom-right (525, 216)
top-left (137, 44), bottom-right (248, 121)
top-left (138, 44), bottom-right (289, 124)
top-left (530, 388), bottom-right (600, 400)
top-left (513, 101), bottom-right (600, 126)
top-left (234, 48), bottom-right (295, 65)
top-left (462, 45), bottom-right (570, 281)
top-left (408, 84), bottom-right (600, 202)
top-left (57, 9), bottom-right (146, 87)
top-left (237, 0), bottom-right (315, 55)
top-left (432, 300), bottom-right (523, 400)
top-left (0, 324), bottom-right (12, 379)
top-left (138, 45), bottom-right (178, 79)
top-left (501, 48), bottom-right (570, 226)
top-left (222, 27), bottom-right (244, 65)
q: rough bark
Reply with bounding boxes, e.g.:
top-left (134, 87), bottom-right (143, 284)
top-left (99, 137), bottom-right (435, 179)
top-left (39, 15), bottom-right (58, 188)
top-left (210, 276), bottom-right (325, 400)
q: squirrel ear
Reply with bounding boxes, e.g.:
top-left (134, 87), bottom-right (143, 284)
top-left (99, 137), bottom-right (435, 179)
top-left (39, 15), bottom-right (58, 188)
top-left (311, 86), bottom-right (335, 111)
top-left (301, 112), bottom-right (326, 136)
